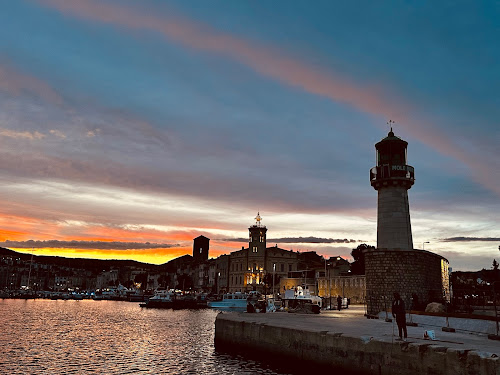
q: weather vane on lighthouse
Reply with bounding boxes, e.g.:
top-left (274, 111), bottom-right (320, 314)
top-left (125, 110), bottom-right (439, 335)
top-left (255, 212), bottom-right (262, 227)
top-left (387, 119), bottom-right (395, 133)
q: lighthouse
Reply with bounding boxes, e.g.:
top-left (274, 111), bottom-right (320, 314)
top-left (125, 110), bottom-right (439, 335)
top-left (364, 127), bottom-right (450, 315)
top-left (370, 128), bottom-right (415, 251)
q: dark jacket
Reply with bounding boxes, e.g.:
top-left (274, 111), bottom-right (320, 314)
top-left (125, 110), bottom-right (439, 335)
top-left (392, 298), bottom-right (405, 316)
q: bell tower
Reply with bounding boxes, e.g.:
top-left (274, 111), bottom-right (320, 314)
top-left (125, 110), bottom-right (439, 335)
top-left (370, 126), bottom-right (415, 250)
top-left (248, 212), bottom-right (267, 255)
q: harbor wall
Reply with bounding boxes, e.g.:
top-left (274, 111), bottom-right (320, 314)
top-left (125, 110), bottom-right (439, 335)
top-left (215, 314), bottom-right (499, 375)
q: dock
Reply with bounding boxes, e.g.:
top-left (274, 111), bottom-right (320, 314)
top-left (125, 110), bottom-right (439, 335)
top-left (214, 305), bottom-right (500, 375)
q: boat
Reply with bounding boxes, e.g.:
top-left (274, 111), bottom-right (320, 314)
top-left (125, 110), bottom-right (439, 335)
top-left (172, 293), bottom-right (207, 310)
top-left (139, 288), bottom-right (174, 308)
top-left (207, 292), bottom-right (249, 311)
top-left (282, 286), bottom-right (322, 314)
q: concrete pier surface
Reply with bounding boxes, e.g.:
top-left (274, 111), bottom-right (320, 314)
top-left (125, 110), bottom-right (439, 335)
top-left (215, 305), bottom-right (500, 375)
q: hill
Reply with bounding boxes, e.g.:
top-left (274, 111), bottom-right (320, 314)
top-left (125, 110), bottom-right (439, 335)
top-left (0, 247), bottom-right (190, 273)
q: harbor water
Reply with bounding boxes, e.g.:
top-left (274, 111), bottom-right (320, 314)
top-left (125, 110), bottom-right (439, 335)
top-left (0, 299), bottom-right (296, 375)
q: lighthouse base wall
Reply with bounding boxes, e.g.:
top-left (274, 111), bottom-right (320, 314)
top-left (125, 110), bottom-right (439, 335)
top-left (365, 249), bottom-right (449, 315)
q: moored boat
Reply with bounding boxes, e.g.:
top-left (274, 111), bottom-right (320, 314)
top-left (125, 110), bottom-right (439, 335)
top-left (140, 288), bottom-right (174, 308)
top-left (282, 287), bottom-right (322, 314)
top-left (207, 292), bottom-right (249, 311)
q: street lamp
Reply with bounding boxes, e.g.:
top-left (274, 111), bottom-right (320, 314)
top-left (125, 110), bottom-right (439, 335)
top-left (272, 263), bottom-right (276, 298)
top-left (423, 241), bottom-right (430, 250)
top-left (324, 259), bottom-right (331, 309)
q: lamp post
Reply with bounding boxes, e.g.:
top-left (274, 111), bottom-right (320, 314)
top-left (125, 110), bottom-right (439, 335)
top-left (324, 259), bottom-right (332, 309)
top-left (272, 263), bottom-right (276, 298)
top-left (423, 241), bottom-right (430, 250)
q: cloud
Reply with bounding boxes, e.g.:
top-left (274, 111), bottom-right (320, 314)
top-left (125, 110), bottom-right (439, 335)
top-left (35, 0), bottom-right (500, 199)
top-left (0, 64), bottom-right (63, 105)
top-left (441, 237), bottom-right (500, 242)
top-left (86, 128), bottom-right (100, 137)
top-left (0, 128), bottom-right (45, 140)
top-left (1, 239), bottom-right (179, 250)
top-left (220, 236), bottom-right (358, 244)
top-left (49, 129), bottom-right (66, 139)
top-left (36, 0), bottom-right (398, 115)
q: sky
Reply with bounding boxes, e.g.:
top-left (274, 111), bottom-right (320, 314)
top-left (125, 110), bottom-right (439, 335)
top-left (0, 0), bottom-right (498, 271)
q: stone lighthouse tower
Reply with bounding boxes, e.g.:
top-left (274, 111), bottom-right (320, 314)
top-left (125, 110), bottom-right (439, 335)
top-left (364, 128), bottom-right (450, 315)
top-left (370, 128), bottom-right (415, 250)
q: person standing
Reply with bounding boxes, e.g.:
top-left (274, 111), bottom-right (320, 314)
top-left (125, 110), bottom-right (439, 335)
top-left (337, 295), bottom-right (342, 311)
top-left (392, 292), bottom-right (407, 341)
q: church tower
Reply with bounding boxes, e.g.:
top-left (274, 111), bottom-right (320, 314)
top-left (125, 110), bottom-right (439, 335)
top-left (248, 212), bottom-right (267, 256)
top-left (370, 128), bottom-right (415, 250)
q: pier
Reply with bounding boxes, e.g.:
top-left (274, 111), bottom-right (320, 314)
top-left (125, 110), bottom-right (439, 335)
top-left (214, 306), bottom-right (500, 375)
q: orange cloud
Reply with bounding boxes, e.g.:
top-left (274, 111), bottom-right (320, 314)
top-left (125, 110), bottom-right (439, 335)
top-left (0, 229), bottom-right (29, 242)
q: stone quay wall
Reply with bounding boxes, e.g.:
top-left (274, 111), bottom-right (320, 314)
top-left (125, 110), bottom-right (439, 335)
top-left (215, 314), bottom-right (499, 375)
top-left (365, 249), bottom-right (449, 316)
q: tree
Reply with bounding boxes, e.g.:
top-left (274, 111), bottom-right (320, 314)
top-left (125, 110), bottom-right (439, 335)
top-left (350, 244), bottom-right (375, 275)
top-left (493, 259), bottom-right (500, 283)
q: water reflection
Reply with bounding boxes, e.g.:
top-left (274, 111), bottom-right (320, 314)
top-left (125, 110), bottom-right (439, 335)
top-left (0, 299), bottom-right (294, 375)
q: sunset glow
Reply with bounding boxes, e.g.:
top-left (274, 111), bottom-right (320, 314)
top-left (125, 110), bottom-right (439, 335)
top-left (0, 1), bottom-right (498, 270)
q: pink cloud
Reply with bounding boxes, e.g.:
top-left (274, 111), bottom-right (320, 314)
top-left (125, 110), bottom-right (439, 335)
top-left (0, 128), bottom-right (45, 140)
top-left (0, 65), bottom-right (63, 105)
top-left (37, 0), bottom-right (401, 116)
top-left (34, 0), bottom-right (500, 197)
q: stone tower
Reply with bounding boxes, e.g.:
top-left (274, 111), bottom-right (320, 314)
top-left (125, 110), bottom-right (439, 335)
top-left (370, 129), bottom-right (415, 250)
top-left (193, 235), bottom-right (209, 263)
top-left (248, 212), bottom-right (267, 257)
top-left (365, 129), bottom-right (450, 315)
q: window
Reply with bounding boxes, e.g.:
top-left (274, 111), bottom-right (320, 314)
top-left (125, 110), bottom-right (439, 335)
top-left (260, 236), bottom-right (264, 242)
top-left (199, 248), bottom-right (202, 253)
top-left (253, 263), bottom-right (256, 271)
top-left (280, 264), bottom-right (284, 272)
top-left (288, 264), bottom-right (292, 271)
top-left (253, 247), bottom-right (258, 253)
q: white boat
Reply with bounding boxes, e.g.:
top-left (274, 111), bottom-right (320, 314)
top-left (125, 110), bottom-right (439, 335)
top-left (207, 292), bottom-right (249, 310)
top-left (140, 288), bottom-right (174, 308)
top-left (282, 286), bottom-right (322, 314)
